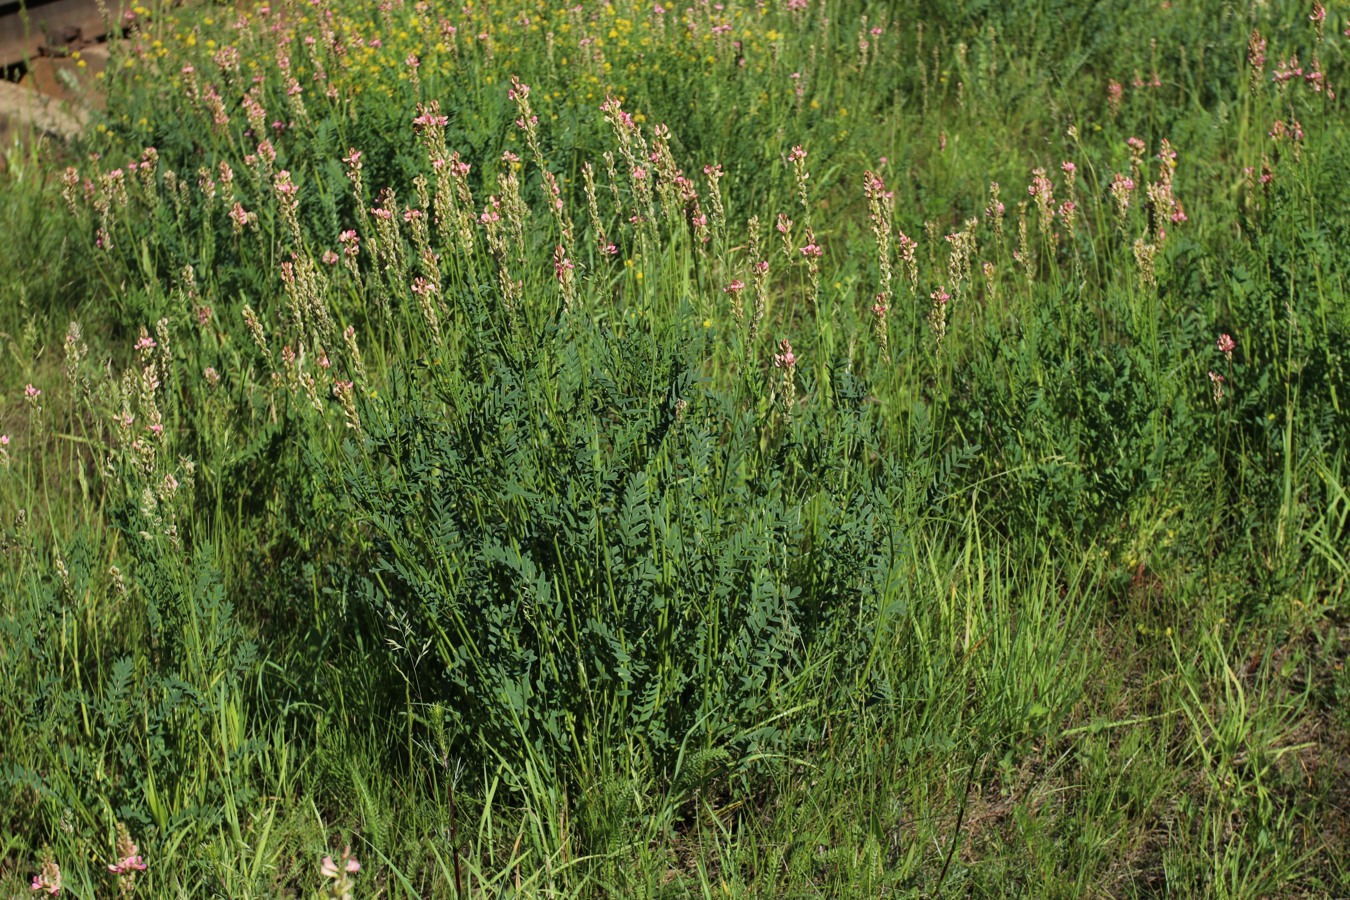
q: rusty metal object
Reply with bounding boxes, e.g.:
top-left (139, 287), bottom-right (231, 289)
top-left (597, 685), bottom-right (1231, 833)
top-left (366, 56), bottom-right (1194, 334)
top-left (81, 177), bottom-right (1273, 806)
top-left (0, 0), bottom-right (111, 69)
top-left (0, 0), bottom-right (125, 155)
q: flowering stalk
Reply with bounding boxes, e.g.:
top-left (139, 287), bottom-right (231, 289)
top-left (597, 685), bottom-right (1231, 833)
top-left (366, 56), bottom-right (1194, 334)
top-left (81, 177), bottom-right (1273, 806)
top-left (1110, 173), bottom-right (1135, 229)
top-left (1208, 370), bottom-right (1226, 405)
top-left (320, 846), bottom-right (361, 900)
top-left (928, 286), bottom-right (950, 355)
top-left (945, 222), bottom-right (976, 302)
top-left (776, 213), bottom-right (794, 260)
top-left (788, 145), bottom-right (811, 227)
top-left (510, 76), bottom-right (574, 249)
top-left (800, 228), bottom-right (824, 310)
top-left (897, 231), bottom-right (918, 296)
top-left (773, 338), bottom-right (797, 417)
top-left (1248, 29), bottom-right (1267, 92)
top-left (410, 276), bottom-right (442, 344)
top-left (582, 162), bottom-right (617, 259)
top-left (984, 182), bottom-right (1004, 240)
top-left (864, 170), bottom-right (895, 321)
top-left (703, 163), bottom-right (726, 245)
top-left (31, 855), bottom-right (61, 896)
top-left (748, 217), bottom-right (769, 359)
top-left (108, 822), bottom-right (148, 897)
top-left (553, 245), bottom-right (578, 311)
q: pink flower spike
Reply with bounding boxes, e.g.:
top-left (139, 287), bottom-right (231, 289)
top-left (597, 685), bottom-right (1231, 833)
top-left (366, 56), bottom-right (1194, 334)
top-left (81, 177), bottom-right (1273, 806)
top-left (321, 856), bottom-right (338, 879)
top-left (24, 384), bottom-right (41, 398)
top-left (1217, 333), bottom-right (1235, 354)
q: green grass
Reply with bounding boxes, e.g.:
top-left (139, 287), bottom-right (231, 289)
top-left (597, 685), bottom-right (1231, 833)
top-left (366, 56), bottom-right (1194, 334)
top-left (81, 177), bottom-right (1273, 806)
top-left (1, 0), bottom-right (1348, 895)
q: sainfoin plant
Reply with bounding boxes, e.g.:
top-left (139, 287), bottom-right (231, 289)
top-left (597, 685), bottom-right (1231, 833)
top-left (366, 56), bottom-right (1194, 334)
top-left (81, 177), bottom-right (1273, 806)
top-left (0, 0), bottom-right (1348, 895)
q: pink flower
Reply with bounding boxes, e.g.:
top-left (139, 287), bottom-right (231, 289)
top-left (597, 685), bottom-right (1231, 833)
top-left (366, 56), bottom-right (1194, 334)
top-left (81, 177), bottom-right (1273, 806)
top-left (773, 338), bottom-right (796, 369)
top-left (723, 279), bottom-right (745, 294)
top-left (787, 145), bottom-right (806, 162)
top-left (108, 856), bottom-right (146, 875)
top-left (24, 384), bottom-right (40, 399)
top-left (322, 250), bottom-right (340, 265)
top-left (321, 846), bottom-right (361, 879)
top-left (274, 171), bottom-right (299, 197)
top-left (799, 243), bottom-right (823, 258)
top-left (204, 367), bottom-right (221, 386)
top-left (229, 203), bottom-right (252, 230)
top-left (930, 287), bottom-right (950, 305)
top-left (30, 872), bottom-right (60, 895)
top-left (135, 334), bottom-right (157, 351)
top-left (1217, 333), bottom-right (1235, 355)
top-left (1028, 168), bottom-right (1054, 200)
top-left (413, 112), bottom-right (448, 128)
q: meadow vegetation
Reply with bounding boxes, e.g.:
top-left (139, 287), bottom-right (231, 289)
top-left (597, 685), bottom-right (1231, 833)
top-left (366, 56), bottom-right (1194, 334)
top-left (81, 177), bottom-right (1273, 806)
top-left (1, 0), bottom-right (1349, 895)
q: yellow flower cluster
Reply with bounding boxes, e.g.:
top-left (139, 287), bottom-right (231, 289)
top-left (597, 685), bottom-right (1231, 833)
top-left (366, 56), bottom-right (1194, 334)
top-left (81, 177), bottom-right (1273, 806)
top-left (103, 0), bottom-right (824, 137)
